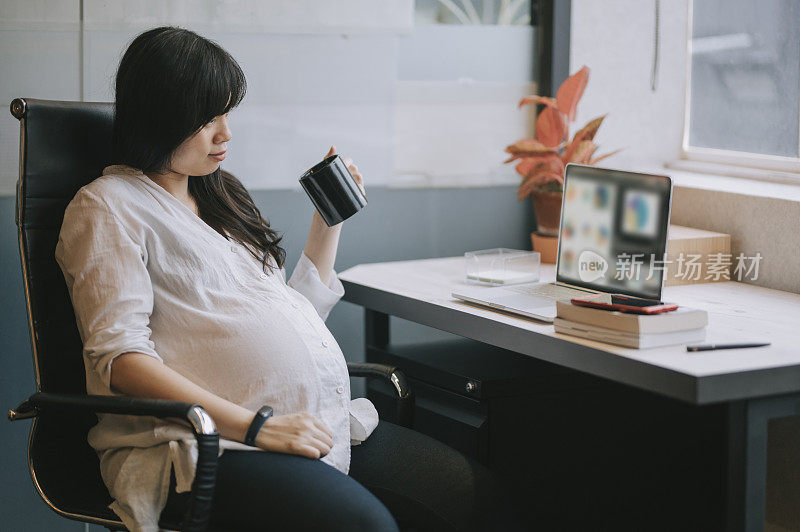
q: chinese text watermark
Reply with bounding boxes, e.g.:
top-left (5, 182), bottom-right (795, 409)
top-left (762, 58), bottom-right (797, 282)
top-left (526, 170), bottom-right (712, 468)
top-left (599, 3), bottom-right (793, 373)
top-left (611, 252), bottom-right (763, 282)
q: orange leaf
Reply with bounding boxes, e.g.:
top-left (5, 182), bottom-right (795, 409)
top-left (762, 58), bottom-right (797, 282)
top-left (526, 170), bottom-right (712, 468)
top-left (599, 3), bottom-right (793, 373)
top-left (515, 157), bottom-right (540, 177)
top-left (556, 65), bottom-right (590, 122)
top-left (589, 148), bottom-right (624, 165)
top-left (517, 171), bottom-right (564, 200)
top-left (561, 115), bottom-right (606, 163)
top-left (535, 106), bottom-right (567, 148)
top-left (565, 140), bottom-right (597, 165)
top-left (506, 151), bottom-right (554, 165)
top-left (572, 114), bottom-right (606, 143)
top-left (517, 177), bottom-right (540, 200)
top-left (517, 156), bottom-right (565, 198)
top-left (519, 155), bottom-right (565, 180)
top-left (518, 95), bottom-right (558, 110)
top-left (517, 178), bottom-right (537, 200)
top-left (560, 145), bottom-right (574, 166)
top-left (504, 139), bottom-right (558, 163)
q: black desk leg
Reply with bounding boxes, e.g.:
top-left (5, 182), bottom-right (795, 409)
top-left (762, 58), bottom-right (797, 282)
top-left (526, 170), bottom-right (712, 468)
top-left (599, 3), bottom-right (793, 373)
top-left (727, 393), bottom-right (800, 532)
top-left (365, 309), bottom-right (389, 350)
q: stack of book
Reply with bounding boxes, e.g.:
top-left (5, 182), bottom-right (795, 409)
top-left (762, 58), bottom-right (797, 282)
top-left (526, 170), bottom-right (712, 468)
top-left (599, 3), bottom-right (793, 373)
top-left (554, 300), bottom-right (708, 349)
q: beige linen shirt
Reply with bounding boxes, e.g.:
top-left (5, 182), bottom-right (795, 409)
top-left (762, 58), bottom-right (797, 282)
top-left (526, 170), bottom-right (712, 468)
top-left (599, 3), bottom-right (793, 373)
top-left (54, 164), bottom-right (378, 532)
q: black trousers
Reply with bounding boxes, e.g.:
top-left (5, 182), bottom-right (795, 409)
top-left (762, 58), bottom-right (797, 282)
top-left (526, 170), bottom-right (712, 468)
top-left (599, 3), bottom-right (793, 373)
top-left (161, 420), bottom-right (525, 531)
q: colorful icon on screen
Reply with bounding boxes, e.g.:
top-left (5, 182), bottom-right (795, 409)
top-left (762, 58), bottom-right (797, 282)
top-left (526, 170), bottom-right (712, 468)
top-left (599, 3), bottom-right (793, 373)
top-left (562, 220), bottom-right (575, 239)
top-left (566, 185), bottom-right (578, 202)
top-left (596, 225), bottom-right (609, 246)
top-left (594, 185), bottom-right (609, 209)
top-left (622, 190), bottom-right (660, 238)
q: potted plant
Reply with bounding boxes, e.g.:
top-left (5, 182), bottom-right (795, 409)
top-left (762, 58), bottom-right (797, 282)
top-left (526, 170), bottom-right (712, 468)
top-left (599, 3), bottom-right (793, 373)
top-left (504, 65), bottom-right (620, 261)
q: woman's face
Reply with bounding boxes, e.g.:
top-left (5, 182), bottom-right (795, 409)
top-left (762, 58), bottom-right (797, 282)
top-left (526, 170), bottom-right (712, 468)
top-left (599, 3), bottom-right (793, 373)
top-left (169, 112), bottom-right (232, 177)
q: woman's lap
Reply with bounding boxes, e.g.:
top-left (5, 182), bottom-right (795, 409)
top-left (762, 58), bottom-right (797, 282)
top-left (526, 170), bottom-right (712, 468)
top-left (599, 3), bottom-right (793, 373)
top-left (350, 421), bottom-right (524, 532)
top-left (162, 446), bottom-right (398, 532)
top-left (162, 420), bottom-right (524, 531)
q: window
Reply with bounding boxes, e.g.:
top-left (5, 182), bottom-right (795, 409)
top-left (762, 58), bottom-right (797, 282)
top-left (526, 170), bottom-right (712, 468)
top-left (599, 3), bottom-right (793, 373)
top-left (683, 0), bottom-right (800, 172)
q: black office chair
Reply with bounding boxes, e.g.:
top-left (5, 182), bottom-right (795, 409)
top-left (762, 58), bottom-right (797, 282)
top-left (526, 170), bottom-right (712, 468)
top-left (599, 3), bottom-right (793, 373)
top-left (6, 98), bottom-right (414, 531)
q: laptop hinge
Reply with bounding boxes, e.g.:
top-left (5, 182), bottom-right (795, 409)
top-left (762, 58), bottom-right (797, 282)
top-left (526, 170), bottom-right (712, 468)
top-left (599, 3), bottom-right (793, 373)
top-left (553, 282), bottom-right (599, 294)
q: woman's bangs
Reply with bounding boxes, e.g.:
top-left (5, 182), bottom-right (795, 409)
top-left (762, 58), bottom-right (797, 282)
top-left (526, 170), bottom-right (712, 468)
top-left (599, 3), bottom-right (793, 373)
top-left (194, 42), bottom-right (247, 125)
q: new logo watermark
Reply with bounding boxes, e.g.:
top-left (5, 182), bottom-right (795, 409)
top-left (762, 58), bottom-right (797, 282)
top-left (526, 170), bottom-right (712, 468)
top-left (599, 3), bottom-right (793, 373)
top-left (578, 250), bottom-right (608, 283)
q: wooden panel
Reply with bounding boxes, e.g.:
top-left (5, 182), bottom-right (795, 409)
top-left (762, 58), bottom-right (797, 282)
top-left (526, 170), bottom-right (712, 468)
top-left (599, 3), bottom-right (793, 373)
top-left (665, 224), bottom-right (732, 286)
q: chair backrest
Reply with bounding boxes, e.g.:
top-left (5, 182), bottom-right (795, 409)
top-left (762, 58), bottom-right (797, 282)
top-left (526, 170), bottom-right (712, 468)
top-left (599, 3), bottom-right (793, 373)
top-left (13, 97), bottom-right (113, 394)
top-left (12, 97), bottom-right (122, 525)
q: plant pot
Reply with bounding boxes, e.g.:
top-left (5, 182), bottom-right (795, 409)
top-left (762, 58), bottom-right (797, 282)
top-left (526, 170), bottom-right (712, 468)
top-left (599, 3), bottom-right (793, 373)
top-left (531, 232), bottom-right (559, 264)
top-left (530, 189), bottom-right (562, 237)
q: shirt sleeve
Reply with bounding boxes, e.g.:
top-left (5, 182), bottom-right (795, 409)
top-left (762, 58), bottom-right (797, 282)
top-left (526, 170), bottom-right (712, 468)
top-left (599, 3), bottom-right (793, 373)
top-left (284, 251), bottom-right (345, 322)
top-left (349, 397), bottom-right (380, 445)
top-left (54, 188), bottom-right (163, 390)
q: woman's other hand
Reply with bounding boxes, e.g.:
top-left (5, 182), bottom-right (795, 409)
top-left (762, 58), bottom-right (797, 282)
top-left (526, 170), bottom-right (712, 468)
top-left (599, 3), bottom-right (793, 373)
top-left (325, 145), bottom-right (365, 196)
top-left (255, 412), bottom-right (335, 459)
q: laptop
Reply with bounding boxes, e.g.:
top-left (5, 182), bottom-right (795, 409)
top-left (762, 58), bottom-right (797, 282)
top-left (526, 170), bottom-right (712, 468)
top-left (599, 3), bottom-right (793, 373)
top-left (452, 163), bottom-right (673, 322)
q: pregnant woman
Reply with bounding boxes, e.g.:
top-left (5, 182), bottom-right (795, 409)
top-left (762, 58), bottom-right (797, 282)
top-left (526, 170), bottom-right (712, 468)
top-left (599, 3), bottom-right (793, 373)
top-left (55, 26), bottom-right (521, 532)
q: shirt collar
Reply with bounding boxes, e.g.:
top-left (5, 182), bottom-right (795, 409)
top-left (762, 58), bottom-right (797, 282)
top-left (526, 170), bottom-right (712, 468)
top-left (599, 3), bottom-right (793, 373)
top-left (103, 164), bottom-right (237, 247)
top-left (102, 164), bottom-right (145, 177)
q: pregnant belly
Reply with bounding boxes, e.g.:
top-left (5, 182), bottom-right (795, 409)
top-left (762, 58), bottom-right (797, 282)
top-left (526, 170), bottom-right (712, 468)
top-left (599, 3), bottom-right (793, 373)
top-left (151, 297), bottom-right (343, 409)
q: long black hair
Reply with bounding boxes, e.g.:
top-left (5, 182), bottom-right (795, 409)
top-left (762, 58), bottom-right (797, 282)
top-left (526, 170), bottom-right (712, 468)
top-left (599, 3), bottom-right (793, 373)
top-left (112, 26), bottom-right (286, 273)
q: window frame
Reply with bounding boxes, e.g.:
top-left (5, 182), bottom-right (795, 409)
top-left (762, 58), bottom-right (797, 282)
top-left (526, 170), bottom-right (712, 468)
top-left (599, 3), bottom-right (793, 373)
top-left (680, 0), bottom-right (800, 175)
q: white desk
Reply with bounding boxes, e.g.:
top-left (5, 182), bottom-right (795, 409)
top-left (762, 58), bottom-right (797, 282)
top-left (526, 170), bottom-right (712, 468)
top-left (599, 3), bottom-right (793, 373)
top-left (339, 256), bottom-right (800, 532)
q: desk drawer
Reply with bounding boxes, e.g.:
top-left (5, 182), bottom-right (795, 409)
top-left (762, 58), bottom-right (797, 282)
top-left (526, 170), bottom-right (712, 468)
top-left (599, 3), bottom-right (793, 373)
top-left (368, 377), bottom-right (489, 461)
top-left (367, 338), bottom-right (599, 401)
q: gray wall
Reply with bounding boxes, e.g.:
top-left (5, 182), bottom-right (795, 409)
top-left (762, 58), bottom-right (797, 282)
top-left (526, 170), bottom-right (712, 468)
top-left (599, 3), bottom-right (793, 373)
top-left (1, 184), bottom-right (534, 530)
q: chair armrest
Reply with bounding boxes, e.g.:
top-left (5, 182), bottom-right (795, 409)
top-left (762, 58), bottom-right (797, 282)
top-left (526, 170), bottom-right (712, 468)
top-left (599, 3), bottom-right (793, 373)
top-left (8, 392), bottom-right (217, 532)
top-left (347, 362), bottom-right (414, 429)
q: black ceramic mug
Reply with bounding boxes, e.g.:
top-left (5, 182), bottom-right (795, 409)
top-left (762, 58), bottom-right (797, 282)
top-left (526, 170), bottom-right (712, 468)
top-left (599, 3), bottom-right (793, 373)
top-left (299, 154), bottom-right (368, 227)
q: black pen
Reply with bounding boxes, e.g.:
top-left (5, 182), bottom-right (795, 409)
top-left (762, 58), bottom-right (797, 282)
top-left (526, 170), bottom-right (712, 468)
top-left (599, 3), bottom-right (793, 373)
top-left (686, 342), bottom-right (771, 352)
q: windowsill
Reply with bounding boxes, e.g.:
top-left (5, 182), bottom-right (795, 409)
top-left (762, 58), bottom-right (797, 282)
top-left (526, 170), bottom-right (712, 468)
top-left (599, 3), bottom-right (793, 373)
top-left (597, 159), bottom-right (800, 204)
top-left (664, 159), bottom-right (800, 203)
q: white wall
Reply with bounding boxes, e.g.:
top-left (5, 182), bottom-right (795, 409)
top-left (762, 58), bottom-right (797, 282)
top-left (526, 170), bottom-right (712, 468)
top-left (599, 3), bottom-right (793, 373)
top-left (81, 0), bottom-right (413, 35)
top-left (569, 0), bottom-right (689, 168)
top-left (0, 0), bottom-right (536, 194)
top-left (394, 24), bottom-right (537, 186)
top-left (0, 0), bottom-right (82, 195)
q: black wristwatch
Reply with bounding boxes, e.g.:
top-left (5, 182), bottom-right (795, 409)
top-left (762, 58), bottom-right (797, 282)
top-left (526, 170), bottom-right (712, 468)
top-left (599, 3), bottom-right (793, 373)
top-left (244, 405), bottom-right (274, 447)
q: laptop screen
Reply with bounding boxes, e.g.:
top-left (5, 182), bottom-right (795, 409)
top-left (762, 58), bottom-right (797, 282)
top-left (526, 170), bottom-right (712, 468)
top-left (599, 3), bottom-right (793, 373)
top-left (555, 164), bottom-right (673, 300)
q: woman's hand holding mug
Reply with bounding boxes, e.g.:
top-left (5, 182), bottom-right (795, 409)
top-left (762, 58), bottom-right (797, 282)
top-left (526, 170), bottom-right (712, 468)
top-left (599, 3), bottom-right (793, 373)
top-left (325, 145), bottom-right (365, 196)
top-left (299, 145), bottom-right (368, 226)
top-left (255, 412), bottom-right (335, 459)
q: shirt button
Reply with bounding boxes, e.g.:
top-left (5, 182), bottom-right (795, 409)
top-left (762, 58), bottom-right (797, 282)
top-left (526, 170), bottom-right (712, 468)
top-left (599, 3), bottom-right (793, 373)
top-left (230, 245), bottom-right (238, 253)
top-left (322, 339), bottom-right (329, 347)
top-left (336, 386), bottom-right (344, 394)
top-left (259, 272), bottom-right (268, 279)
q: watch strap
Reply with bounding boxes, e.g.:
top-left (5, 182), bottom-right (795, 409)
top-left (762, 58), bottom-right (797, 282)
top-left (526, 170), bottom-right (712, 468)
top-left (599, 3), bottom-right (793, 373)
top-left (244, 405), bottom-right (273, 447)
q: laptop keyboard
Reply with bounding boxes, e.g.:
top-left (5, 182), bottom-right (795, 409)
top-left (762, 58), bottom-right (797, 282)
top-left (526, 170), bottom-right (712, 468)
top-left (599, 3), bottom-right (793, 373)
top-left (505, 283), bottom-right (592, 301)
